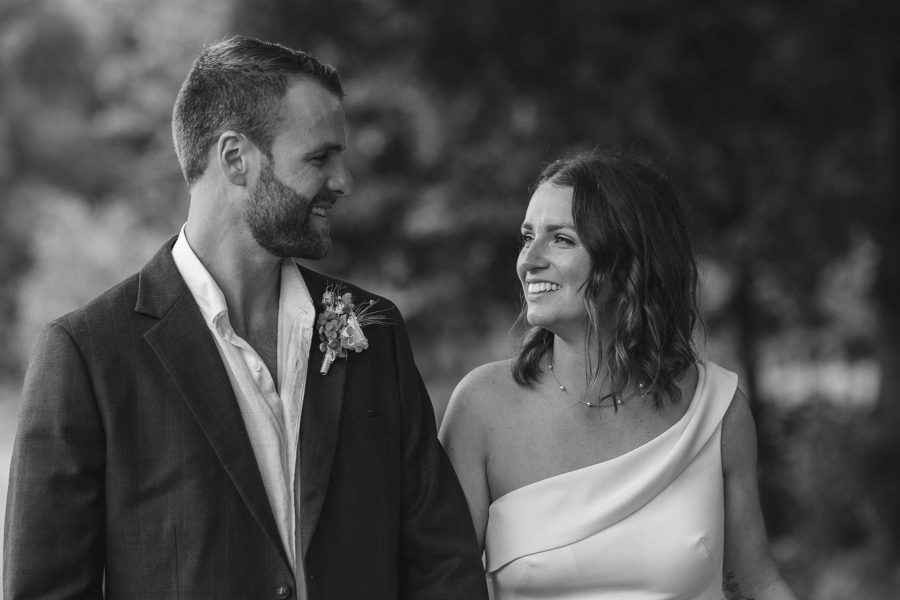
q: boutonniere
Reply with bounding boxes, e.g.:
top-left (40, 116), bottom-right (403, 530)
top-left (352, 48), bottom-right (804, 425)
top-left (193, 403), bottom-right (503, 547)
top-left (317, 284), bottom-right (387, 375)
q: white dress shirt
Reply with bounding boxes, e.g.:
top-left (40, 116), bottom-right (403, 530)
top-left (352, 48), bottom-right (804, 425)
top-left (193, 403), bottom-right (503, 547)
top-left (172, 227), bottom-right (314, 575)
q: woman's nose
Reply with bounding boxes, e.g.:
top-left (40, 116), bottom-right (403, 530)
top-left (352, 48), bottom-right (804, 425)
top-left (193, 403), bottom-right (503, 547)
top-left (519, 240), bottom-right (548, 272)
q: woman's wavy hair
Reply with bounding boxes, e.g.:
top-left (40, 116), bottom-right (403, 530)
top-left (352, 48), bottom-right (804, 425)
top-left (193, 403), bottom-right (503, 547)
top-left (512, 148), bottom-right (701, 407)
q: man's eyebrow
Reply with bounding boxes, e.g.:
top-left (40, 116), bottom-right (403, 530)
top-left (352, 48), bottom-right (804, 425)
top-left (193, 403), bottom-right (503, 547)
top-left (303, 143), bottom-right (345, 157)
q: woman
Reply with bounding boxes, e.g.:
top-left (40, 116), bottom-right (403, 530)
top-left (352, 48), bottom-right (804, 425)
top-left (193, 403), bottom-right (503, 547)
top-left (440, 149), bottom-right (798, 599)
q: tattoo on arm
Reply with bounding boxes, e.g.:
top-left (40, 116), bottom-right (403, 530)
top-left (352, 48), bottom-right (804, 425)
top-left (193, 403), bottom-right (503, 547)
top-left (723, 571), bottom-right (755, 600)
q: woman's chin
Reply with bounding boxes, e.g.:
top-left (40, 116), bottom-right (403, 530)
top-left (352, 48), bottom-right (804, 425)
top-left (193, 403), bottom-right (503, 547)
top-left (525, 311), bottom-right (556, 332)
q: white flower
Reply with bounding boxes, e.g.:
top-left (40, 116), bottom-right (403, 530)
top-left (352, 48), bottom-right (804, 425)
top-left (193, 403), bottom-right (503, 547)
top-left (340, 313), bottom-right (369, 352)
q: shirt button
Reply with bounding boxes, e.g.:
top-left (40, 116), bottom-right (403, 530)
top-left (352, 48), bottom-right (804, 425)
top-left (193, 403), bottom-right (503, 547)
top-left (274, 583), bottom-right (292, 598)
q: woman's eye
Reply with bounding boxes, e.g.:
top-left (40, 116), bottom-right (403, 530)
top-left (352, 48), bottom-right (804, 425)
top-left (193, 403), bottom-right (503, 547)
top-left (520, 232), bottom-right (534, 246)
top-left (555, 235), bottom-right (575, 246)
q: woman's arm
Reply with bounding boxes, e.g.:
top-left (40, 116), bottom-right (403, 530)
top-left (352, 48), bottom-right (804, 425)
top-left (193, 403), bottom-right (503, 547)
top-left (722, 388), bottom-right (799, 600)
top-left (439, 368), bottom-right (493, 550)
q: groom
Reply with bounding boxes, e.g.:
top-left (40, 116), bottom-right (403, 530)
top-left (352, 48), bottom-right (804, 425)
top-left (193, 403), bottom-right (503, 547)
top-left (4, 36), bottom-right (488, 599)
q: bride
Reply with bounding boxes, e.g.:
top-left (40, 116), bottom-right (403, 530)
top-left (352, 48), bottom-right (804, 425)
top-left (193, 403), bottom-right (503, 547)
top-left (440, 149), bottom-right (798, 599)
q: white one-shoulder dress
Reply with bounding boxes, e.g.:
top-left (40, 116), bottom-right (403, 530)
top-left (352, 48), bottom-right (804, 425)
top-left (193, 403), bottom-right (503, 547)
top-left (484, 360), bottom-right (738, 600)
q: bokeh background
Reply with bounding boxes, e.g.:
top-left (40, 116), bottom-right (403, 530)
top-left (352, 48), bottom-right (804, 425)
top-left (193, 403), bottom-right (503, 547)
top-left (1, 0), bottom-right (898, 596)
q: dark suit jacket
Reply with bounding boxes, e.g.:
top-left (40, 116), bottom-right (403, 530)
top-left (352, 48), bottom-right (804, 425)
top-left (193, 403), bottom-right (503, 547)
top-left (4, 239), bottom-right (488, 600)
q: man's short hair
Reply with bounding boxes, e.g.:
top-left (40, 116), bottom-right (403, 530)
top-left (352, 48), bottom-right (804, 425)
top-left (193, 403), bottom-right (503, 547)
top-left (172, 35), bottom-right (344, 186)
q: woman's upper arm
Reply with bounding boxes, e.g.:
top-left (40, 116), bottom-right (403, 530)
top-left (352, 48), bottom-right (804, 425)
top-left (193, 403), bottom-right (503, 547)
top-left (439, 369), bottom-right (492, 550)
top-left (721, 389), bottom-right (798, 600)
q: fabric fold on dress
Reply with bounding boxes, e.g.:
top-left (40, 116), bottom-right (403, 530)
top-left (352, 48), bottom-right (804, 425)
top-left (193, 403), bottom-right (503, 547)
top-left (485, 360), bottom-right (737, 597)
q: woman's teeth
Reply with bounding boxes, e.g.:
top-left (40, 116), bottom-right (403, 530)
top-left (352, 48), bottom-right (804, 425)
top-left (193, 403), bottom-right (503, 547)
top-left (527, 282), bottom-right (560, 293)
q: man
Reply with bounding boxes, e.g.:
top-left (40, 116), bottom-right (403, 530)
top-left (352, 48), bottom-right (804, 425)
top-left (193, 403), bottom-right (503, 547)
top-left (4, 36), bottom-right (488, 599)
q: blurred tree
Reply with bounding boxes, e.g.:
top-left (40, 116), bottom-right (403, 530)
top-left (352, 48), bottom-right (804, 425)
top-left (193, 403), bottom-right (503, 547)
top-left (0, 0), bottom-right (230, 372)
top-left (0, 3), bottom-right (94, 375)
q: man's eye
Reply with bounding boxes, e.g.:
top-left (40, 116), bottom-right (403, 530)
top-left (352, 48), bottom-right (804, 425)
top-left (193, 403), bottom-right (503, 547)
top-left (520, 232), bottom-right (534, 246)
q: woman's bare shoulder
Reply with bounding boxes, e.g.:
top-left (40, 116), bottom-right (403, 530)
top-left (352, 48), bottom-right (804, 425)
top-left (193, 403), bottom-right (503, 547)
top-left (455, 359), bottom-right (517, 395)
top-left (444, 360), bottom-right (519, 429)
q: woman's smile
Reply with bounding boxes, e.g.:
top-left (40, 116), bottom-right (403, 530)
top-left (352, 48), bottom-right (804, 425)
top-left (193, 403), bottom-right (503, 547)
top-left (526, 280), bottom-right (562, 295)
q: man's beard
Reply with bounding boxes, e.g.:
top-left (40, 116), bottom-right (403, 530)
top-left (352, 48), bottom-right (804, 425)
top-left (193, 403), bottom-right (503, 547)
top-left (245, 161), bottom-right (332, 259)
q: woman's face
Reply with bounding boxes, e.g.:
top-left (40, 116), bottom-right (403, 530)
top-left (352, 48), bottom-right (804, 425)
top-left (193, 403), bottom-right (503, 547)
top-left (517, 182), bottom-right (594, 340)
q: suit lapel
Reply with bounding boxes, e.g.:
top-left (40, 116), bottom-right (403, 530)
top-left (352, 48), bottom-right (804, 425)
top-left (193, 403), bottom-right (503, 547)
top-left (136, 239), bottom-right (291, 572)
top-left (297, 266), bottom-right (347, 557)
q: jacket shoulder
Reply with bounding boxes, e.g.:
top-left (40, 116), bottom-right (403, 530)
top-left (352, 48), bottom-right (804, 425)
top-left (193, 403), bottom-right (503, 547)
top-left (51, 272), bottom-right (143, 336)
top-left (51, 237), bottom-right (180, 336)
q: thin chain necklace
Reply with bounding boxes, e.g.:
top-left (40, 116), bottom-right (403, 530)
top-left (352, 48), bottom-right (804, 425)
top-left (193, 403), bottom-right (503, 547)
top-left (546, 361), bottom-right (644, 409)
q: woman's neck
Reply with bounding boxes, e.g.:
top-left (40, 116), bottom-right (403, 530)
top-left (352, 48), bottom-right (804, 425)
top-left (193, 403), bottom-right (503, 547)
top-left (549, 333), bottom-right (606, 398)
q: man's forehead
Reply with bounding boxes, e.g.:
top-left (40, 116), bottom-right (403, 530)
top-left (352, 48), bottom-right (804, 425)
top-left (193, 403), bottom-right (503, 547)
top-left (275, 80), bottom-right (345, 136)
top-left (283, 78), bottom-right (343, 111)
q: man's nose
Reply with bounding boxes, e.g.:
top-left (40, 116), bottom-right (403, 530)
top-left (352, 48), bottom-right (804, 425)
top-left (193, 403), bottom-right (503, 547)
top-left (327, 157), bottom-right (353, 197)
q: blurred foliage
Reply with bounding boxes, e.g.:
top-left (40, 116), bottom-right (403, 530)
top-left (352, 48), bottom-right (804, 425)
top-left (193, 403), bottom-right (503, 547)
top-left (1, 0), bottom-right (899, 596)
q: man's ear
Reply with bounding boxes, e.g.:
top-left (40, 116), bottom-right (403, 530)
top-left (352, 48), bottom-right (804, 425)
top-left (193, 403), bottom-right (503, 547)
top-left (215, 131), bottom-right (258, 187)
